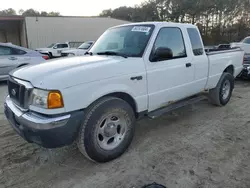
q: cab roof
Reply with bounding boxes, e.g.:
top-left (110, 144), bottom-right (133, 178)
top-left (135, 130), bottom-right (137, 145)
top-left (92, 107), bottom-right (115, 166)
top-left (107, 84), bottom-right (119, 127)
top-left (111, 22), bottom-right (197, 29)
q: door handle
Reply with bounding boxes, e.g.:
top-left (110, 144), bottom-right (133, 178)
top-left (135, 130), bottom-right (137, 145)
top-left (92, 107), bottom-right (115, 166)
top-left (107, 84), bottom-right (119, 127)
top-left (186, 63), bottom-right (192, 67)
top-left (8, 57), bottom-right (17, 60)
top-left (130, 76), bottom-right (143, 81)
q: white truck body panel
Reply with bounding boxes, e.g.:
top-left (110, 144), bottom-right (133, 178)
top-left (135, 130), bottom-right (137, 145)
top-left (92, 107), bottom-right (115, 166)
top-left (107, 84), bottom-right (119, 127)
top-left (61, 49), bottom-right (87, 56)
top-left (231, 37), bottom-right (250, 54)
top-left (206, 50), bottom-right (244, 89)
top-left (10, 22), bottom-right (244, 115)
top-left (12, 56), bottom-right (148, 114)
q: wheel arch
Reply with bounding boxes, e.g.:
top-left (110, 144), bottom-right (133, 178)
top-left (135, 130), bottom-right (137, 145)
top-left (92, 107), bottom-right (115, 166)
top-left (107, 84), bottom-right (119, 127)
top-left (223, 65), bottom-right (234, 76)
top-left (90, 92), bottom-right (138, 117)
top-left (17, 63), bottom-right (28, 68)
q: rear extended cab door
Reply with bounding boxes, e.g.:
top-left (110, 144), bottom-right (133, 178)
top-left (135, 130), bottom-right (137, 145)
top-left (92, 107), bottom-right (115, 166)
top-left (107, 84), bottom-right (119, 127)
top-left (186, 27), bottom-right (209, 92)
top-left (144, 25), bottom-right (196, 112)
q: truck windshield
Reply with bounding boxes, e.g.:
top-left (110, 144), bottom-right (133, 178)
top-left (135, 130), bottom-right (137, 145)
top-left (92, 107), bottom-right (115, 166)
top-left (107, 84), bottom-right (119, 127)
top-left (89, 25), bottom-right (155, 57)
top-left (47, 43), bottom-right (55, 48)
top-left (78, 42), bottom-right (92, 49)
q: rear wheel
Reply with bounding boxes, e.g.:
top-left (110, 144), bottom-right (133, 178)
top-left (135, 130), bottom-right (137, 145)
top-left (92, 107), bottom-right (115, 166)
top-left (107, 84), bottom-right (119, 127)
top-left (77, 97), bottom-right (135, 162)
top-left (208, 72), bottom-right (234, 106)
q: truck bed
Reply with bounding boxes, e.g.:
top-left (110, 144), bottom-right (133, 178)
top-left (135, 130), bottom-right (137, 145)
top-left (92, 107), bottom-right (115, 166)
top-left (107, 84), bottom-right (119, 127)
top-left (205, 47), bottom-right (241, 54)
top-left (205, 47), bottom-right (244, 89)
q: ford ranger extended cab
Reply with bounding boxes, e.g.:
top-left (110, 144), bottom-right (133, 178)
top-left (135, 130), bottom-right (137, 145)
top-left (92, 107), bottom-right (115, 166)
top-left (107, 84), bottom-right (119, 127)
top-left (4, 22), bottom-right (244, 163)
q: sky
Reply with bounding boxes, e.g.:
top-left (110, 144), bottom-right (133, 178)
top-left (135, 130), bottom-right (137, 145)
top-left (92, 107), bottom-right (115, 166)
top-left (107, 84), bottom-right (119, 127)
top-left (2, 0), bottom-right (144, 16)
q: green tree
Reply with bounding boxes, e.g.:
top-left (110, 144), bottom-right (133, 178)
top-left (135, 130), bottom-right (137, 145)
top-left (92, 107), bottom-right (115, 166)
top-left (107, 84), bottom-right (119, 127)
top-left (0, 8), bottom-right (17, 16)
top-left (48, 12), bottom-right (61, 16)
top-left (100, 9), bottom-right (112, 17)
top-left (22, 9), bottom-right (40, 16)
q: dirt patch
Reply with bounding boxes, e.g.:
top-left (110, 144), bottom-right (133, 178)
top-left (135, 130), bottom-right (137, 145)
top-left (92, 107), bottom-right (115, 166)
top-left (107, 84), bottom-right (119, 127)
top-left (1, 80), bottom-right (250, 188)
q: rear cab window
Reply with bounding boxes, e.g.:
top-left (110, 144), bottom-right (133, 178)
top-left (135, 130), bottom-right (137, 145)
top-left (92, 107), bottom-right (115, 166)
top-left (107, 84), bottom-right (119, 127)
top-left (187, 28), bottom-right (204, 56)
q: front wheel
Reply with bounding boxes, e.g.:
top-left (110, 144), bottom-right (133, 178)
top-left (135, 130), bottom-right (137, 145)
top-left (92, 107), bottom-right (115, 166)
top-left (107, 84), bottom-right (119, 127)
top-left (77, 97), bottom-right (135, 163)
top-left (208, 72), bottom-right (234, 106)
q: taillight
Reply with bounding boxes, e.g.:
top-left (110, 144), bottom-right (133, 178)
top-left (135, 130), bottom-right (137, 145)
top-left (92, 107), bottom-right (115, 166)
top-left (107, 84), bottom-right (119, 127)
top-left (42, 55), bottom-right (49, 60)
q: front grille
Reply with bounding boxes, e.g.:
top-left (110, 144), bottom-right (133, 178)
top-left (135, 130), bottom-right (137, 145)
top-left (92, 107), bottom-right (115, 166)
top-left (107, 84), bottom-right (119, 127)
top-left (8, 77), bottom-right (32, 109)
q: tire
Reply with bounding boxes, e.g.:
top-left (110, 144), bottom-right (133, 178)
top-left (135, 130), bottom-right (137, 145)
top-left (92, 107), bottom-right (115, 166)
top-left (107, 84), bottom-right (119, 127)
top-left (49, 52), bottom-right (53, 58)
top-left (208, 72), bottom-right (234, 106)
top-left (77, 97), bottom-right (135, 163)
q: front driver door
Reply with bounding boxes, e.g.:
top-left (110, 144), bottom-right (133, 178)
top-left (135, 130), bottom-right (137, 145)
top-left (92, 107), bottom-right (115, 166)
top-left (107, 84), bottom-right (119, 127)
top-left (145, 27), bottom-right (195, 112)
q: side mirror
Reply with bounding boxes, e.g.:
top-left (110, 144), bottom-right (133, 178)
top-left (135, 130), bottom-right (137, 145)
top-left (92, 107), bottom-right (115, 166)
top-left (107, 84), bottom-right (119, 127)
top-left (53, 46), bottom-right (58, 49)
top-left (151, 47), bottom-right (173, 62)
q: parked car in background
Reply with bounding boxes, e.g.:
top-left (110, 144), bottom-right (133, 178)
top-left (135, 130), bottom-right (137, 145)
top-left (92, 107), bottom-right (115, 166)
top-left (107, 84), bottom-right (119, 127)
top-left (36, 42), bottom-right (70, 58)
top-left (231, 37), bottom-right (250, 53)
top-left (0, 43), bottom-right (48, 81)
top-left (68, 41), bottom-right (85, 48)
top-left (231, 37), bottom-right (250, 79)
top-left (238, 53), bottom-right (250, 79)
top-left (61, 41), bottom-right (95, 57)
top-left (5, 22), bottom-right (244, 163)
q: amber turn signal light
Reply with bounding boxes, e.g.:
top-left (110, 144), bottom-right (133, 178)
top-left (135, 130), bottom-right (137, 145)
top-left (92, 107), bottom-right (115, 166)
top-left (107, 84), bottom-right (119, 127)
top-left (48, 91), bottom-right (64, 109)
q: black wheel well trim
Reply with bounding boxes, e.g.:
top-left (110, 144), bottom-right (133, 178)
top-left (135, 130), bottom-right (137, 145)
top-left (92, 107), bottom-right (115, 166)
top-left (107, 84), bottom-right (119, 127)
top-left (92, 92), bottom-right (146, 119)
top-left (17, 64), bottom-right (28, 68)
top-left (223, 65), bottom-right (234, 75)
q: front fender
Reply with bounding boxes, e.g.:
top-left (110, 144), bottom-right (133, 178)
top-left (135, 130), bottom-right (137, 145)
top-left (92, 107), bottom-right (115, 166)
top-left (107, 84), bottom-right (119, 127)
top-left (62, 77), bottom-right (147, 113)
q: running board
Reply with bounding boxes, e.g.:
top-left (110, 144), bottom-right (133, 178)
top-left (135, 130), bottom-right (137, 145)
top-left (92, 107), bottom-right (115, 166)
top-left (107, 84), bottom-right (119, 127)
top-left (147, 95), bottom-right (207, 119)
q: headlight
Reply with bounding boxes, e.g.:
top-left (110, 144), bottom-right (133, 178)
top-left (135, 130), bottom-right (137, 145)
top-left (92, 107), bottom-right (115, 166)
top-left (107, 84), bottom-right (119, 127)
top-left (31, 89), bottom-right (64, 109)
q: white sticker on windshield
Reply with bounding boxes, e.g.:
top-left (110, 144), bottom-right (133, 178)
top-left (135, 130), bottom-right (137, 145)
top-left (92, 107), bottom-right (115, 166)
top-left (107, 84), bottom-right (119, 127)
top-left (131, 26), bottom-right (151, 33)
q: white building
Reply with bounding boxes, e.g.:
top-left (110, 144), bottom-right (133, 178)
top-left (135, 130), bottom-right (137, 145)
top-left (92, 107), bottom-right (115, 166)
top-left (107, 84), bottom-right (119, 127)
top-left (0, 16), bottom-right (130, 49)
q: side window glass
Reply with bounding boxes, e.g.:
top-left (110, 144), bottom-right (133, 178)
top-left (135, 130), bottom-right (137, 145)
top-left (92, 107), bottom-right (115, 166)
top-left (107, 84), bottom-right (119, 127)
top-left (56, 44), bottom-right (63, 48)
top-left (150, 27), bottom-right (186, 62)
top-left (62, 44), bottom-right (68, 48)
top-left (187, 28), bottom-right (204, 56)
top-left (12, 48), bottom-right (26, 55)
top-left (243, 38), bottom-right (250, 44)
top-left (0, 46), bottom-right (12, 55)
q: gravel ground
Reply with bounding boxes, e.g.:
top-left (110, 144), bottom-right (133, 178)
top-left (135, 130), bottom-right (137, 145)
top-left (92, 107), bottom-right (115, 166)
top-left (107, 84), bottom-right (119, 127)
top-left (1, 80), bottom-right (250, 188)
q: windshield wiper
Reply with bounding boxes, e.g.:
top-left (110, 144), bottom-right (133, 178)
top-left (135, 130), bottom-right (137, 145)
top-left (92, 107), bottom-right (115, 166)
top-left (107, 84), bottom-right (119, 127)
top-left (97, 51), bottom-right (128, 58)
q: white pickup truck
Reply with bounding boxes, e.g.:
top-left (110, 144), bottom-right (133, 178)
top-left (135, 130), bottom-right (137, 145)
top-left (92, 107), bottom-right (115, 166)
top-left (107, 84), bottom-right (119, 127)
top-left (61, 41), bottom-right (95, 57)
top-left (36, 42), bottom-right (84, 58)
top-left (36, 43), bottom-right (70, 58)
top-left (5, 22), bottom-right (243, 163)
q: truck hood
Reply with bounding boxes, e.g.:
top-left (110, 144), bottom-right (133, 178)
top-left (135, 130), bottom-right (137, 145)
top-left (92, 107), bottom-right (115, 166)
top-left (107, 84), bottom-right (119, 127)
top-left (36, 48), bottom-right (51, 52)
top-left (10, 56), bottom-right (133, 89)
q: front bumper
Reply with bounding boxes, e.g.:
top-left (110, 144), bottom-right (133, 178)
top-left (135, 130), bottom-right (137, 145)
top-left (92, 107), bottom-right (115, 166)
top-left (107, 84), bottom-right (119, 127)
top-left (4, 96), bottom-right (83, 148)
